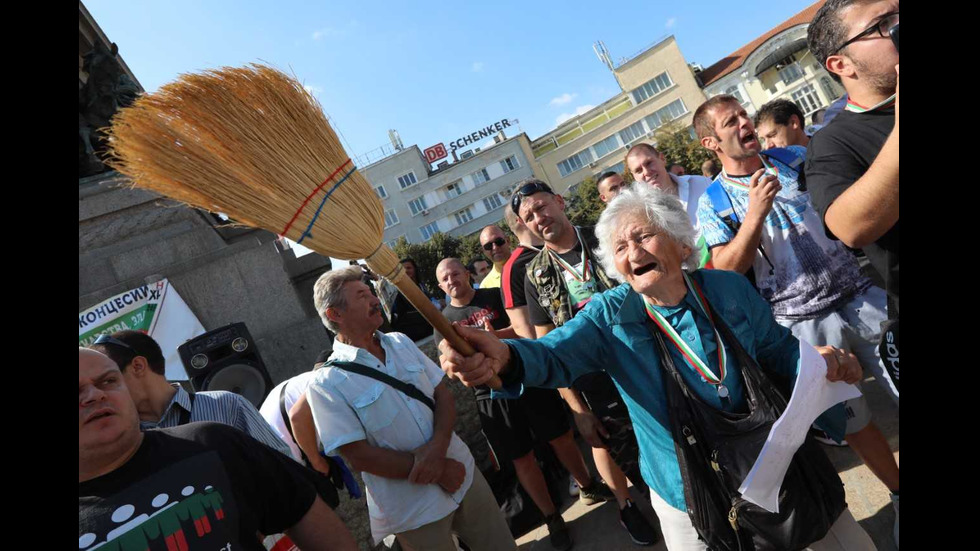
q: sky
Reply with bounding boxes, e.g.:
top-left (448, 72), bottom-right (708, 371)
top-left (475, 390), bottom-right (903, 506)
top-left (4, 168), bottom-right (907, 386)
top-left (87, 0), bottom-right (819, 160)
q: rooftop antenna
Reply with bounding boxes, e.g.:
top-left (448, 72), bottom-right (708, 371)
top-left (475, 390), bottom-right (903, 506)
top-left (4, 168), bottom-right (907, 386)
top-left (388, 129), bottom-right (404, 151)
top-left (593, 41), bottom-right (614, 71)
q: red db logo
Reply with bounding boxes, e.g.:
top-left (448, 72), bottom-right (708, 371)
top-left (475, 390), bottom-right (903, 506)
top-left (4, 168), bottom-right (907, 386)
top-left (424, 143), bottom-right (448, 163)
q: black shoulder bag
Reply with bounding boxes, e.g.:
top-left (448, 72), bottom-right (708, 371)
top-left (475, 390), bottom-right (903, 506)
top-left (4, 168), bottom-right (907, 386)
top-left (647, 301), bottom-right (845, 551)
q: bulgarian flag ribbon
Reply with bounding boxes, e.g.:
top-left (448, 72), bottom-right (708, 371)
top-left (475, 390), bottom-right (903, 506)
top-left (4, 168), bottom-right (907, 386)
top-left (845, 94), bottom-right (896, 113)
top-left (547, 226), bottom-right (592, 283)
top-left (644, 273), bottom-right (727, 387)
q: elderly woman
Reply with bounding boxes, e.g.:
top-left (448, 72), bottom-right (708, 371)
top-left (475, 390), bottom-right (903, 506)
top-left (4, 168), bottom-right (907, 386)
top-left (438, 185), bottom-right (876, 551)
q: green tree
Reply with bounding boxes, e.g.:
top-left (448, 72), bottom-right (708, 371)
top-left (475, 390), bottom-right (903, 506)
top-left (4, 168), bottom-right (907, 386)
top-left (390, 223), bottom-right (516, 297)
top-left (565, 177), bottom-right (605, 227)
top-left (653, 121), bottom-right (717, 176)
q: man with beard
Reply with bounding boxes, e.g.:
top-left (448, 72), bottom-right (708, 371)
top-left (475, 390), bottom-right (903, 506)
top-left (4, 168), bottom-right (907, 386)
top-left (805, 3), bottom-right (899, 543)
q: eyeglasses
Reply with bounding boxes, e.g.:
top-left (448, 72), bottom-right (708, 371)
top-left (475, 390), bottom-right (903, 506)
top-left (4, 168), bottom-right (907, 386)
top-left (832, 11), bottom-right (899, 54)
top-left (93, 334), bottom-right (135, 351)
top-left (482, 237), bottom-right (507, 251)
top-left (510, 181), bottom-right (555, 215)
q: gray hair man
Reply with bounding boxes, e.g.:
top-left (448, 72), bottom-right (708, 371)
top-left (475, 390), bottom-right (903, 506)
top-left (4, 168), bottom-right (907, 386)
top-left (306, 266), bottom-right (514, 550)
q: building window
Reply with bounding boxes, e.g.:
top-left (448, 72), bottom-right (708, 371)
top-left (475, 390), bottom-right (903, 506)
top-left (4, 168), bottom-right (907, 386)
top-left (619, 121), bottom-right (647, 144)
top-left (592, 134), bottom-right (621, 160)
top-left (500, 156), bottom-right (519, 173)
top-left (631, 72), bottom-right (673, 104)
top-left (409, 196), bottom-right (428, 216)
top-left (472, 167), bottom-right (491, 185)
top-left (557, 148), bottom-right (595, 178)
top-left (643, 99), bottom-right (688, 132)
top-left (446, 181), bottom-right (463, 198)
top-left (420, 222), bottom-right (439, 241)
top-left (397, 172), bottom-right (418, 189)
top-left (777, 60), bottom-right (803, 85)
top-left (790, 84), bottom-right (822, 115)
top-left (820, 77), bottom-right (839, 104)
top-left (454, 207), bottom-right (474, 226)
top-left (725, 85), bottom-right (746, 105)
top-left (375, 185), bottom-right (388, 199)
top-left (483, 194), bottom-right (504, 211)
top-left (384, 209), bottom-right (399, 228)
top-left (386, 237), bottom-right (402, 248)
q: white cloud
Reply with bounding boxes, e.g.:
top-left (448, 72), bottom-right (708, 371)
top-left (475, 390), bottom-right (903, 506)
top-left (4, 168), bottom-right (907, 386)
top-left (555, 104), bottom-right (596, 126)
top-left (666, 17), bottom-right (677, 29)
top-left (304, 84), bottom-right (323, 97)
top-left (549, 93), bottom-right (577, 107)
top-left (471, 61), bottom-right (485, 73)
top-left (311, 20), bottom-right (359, 41)
top-left (311, 28), bottom-right (337, 40)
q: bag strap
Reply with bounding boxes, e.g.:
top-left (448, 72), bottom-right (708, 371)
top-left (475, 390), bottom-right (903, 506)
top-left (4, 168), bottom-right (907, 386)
top-left (279, 382), bottom-right (313, 466)
top-left (706, 179), bottom-right (774, 278)
top-left (328, 360), bottom-right (436, 411)
top-left (177, 390), bottom-right (195, 426)
top-left (762, 147), bottom-right (806, 191)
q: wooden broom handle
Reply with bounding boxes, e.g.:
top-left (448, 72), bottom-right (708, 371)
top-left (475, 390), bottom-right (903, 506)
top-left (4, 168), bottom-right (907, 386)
top-left (394, 278), bottom-right (503, 389)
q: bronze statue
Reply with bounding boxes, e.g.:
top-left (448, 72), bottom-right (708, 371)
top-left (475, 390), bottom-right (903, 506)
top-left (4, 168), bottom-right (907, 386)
top-left (79, 42), bottom-right (140, 178)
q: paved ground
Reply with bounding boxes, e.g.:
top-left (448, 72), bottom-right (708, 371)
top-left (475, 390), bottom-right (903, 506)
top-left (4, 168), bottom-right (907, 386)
top-left (515, 375), bottom-right (899, 550)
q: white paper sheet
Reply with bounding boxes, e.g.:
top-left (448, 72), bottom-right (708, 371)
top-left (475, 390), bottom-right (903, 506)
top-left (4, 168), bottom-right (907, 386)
top-left (737, 341), bottom-right (862, 513)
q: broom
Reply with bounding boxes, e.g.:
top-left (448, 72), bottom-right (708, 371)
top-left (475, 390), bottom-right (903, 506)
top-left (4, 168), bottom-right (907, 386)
top-left (105, 64), bottom-right (501, 388)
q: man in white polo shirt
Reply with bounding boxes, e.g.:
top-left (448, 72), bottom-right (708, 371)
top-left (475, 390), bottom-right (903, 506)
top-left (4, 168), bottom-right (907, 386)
top-left (625, 143), bottom-right (713, 268)
top-left (306, 266), bottom-right (515, 550)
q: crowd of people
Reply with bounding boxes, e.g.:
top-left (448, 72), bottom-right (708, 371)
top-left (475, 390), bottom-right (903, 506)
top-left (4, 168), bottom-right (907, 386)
top-left (80, 2), bottom-right (898, 549)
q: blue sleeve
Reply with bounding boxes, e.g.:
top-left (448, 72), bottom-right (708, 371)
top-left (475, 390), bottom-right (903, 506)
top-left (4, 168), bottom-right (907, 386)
top-left (492, 300), bottom-right (611, 399)
top-left (737, 276), bottom-right (846, 441)
top-left (697, 192), bottom-right (735, 248)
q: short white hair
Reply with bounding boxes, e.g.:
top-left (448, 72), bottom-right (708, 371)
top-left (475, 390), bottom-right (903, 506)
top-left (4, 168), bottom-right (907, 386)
top-left (313, 266), bottom-right (364, 332)
top-left (595, 184), bottom-right (699, 283)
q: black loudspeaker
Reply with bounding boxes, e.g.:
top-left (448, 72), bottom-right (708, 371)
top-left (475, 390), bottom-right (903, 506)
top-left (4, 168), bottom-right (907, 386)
top-left (178, 322), bottom-right (273, 407)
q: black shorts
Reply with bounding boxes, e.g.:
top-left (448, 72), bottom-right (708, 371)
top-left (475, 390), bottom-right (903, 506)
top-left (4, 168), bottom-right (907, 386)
top-left (573, 372), bottom-right (644, 488)
top-left (477, 387), bottom-right (570, 466)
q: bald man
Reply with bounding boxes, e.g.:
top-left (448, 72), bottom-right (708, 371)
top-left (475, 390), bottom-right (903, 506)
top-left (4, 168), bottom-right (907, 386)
top-left (478, 225), bottom-right (511, 289)
top-left (79, 349), bottom-right (357, 551)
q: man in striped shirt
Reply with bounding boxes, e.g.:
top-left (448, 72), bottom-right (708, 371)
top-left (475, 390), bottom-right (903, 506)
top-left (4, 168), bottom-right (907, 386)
top-left (91, 330), bottom-right (293, 457)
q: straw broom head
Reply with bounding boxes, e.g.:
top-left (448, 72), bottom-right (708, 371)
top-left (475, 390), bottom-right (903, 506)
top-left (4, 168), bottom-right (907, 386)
top-left (105, 64), bottom-right (402, 283)
top-left (106, 64), bottom-right (500, 386)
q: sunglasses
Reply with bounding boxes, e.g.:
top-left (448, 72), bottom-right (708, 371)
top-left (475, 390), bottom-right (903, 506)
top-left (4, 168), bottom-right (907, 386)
top-left (93, 334), bottom-right (135, 351)
top-left (832, 11), bottom-right (899, 54)
top-left (482, 237), bottom-right (507, 251)
top-left (510, 181), bottom-right (555, 215)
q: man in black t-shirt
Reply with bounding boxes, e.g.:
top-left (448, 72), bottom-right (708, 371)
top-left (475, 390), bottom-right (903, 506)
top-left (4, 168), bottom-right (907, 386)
top-left (79, 348), bottom-right (357, 551)
top-left (806, 1), bottom-right (899, 318)
top-left (806, 1), bottom-right (899, 546)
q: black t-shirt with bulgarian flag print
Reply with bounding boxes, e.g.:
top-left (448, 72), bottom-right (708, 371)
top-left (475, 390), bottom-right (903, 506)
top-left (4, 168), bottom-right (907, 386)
top-left (79, 422), bottom-right (317, 551)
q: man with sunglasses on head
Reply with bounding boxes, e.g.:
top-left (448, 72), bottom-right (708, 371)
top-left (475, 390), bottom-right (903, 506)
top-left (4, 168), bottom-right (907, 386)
top-left (511, 178), bottom-right (660, 547)
top-left (90, 331), bottom-right (292, 457)
top-left (477, 225), bottom-right (512, 290)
